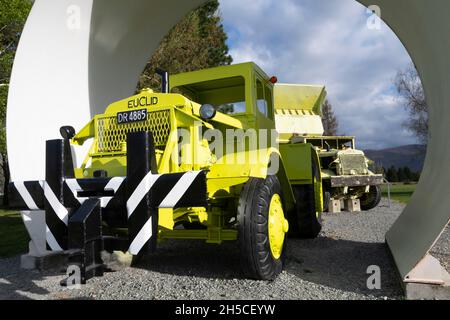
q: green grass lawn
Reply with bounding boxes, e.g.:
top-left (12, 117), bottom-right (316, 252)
top-left (0, 209), bottom-right (29, 258)
top-left (381, 183), bottom-right (417, 204)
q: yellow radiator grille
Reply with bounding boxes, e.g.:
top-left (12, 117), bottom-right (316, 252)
top-left (95, 110), bottom-right (171, 153)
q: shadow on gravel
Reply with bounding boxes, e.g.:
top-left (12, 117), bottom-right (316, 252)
top-left (0, 257), bottom-right (97, 300)
top-left (285, 237), bottom-right (404, 298)
top-left (0, 258), bottom-right (54, 299)
top-left (132, 240), bottom-right (245, 280)
top-left (131, 236), bottom-right (403, 298)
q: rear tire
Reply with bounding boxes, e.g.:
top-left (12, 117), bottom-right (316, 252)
top-left (287, 153), bottom-right (323, 239)
top-left (288, 185), bottom-right (322, 239)
top-left (237, 175), bottom-right (288, 280)
top-left (360, 185), bottom-right (382, 211)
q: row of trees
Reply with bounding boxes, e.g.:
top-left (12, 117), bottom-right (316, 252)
top-left (384, 165), bottom-right (421, 183)
top-left (372, 163), bottom-right (421, 183)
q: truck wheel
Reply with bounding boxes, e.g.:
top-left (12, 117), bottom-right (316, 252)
top-left (237, 175), bottom-right (289, 280)
top-left (288, 185), bottom-right (322, 239)
top-left (360, 185), bottom-right (382, 211)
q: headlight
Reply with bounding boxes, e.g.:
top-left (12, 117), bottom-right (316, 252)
top-left (199, 104), bottom-right (217, 120)
top-left (60, 126), bottom-right (76, 139)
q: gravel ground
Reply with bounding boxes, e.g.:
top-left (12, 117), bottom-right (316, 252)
top-left (0, 199), bottom-right (448, 300)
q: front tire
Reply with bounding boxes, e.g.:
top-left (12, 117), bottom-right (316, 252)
top-left (237, 175), bottom-right (289, 280)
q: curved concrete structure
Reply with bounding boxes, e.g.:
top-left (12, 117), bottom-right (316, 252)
top-left (7, 0), bottom-right (450, 290)
top-left (358, 0), bottom-right (450, 284)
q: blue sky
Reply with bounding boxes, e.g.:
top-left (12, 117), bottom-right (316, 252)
top-left (219, 0), bottom-right (417, 150)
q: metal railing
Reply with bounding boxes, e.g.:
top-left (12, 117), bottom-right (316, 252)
top-left (383, 177), bottom-right (392, 208)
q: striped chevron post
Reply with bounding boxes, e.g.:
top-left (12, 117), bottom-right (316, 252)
top-left (9, 181), bottom-right (44, 210)
top-left (126, 131), bottom-right (158, 256)
top-left (44, 139), bottom-right (76, 251)
top-left (148, 171), bottom-right (208, 209)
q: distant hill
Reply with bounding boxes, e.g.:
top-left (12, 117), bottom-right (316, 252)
top-left (364, 145), bottom-right (427, 173)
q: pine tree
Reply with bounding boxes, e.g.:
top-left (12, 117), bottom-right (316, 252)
top-left (403, 166), bottom-right (412, 182)
top-left (321, 100), bottom-right (339, 136)
top-left (411, 171), bottom-right (421, 182)
top-left (386, 166), bottom-right (398, 182)
top-left (397, 167), bottom-right (406, 182)
top-left (138, 0), bottom-right (232, 91)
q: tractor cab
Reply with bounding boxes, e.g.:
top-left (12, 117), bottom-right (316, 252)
top-left (170, 62), bottom-right (277, 132)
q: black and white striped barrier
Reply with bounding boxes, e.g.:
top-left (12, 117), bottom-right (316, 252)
top-left (125, 131), bottom-right (207, 255)
top-left (10, 177), bottom-right (128, 252)
top-left (126, 170), bottom-right (208, 254)
top-left (9, 181), bottom-right (44, 210)
top-left (9, 133), bottom-right (208, 257)
top-left (8, 178), bottom-right (126, 211)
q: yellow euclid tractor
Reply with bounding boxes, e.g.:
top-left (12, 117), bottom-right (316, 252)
top-left (9, 63), bottom-right (323, 283)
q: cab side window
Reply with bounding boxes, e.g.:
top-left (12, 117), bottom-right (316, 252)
top-left (256, 78), bottom-right (274, 118)
top-left (256, 79), bottom-right (268, 116)
top-left (264, 84), bottom-right (273, 118)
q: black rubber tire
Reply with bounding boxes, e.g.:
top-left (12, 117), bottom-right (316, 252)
top-left (237, 175), bottom-right (286, 280)
top-left (287, 184), bottom-right (322, 239)
top-left (360, 185), bottom-right (382, 211)
top-left (287, 154), bottom-right (323, 239)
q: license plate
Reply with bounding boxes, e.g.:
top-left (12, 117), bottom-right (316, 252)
top-left (117, 109), bottom-right (147, 124)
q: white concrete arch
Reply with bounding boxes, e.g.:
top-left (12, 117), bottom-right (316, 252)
top-left (7, 0), bottom-right (450, 288)
top-left (358, 0), bottom-right (450, 285)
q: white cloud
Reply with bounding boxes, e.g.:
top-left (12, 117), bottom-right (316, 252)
top-left (220, 0), bottom-right (418, 149)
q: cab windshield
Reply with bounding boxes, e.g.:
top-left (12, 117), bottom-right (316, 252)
top-left (172, 76), bottom-right (246, 115)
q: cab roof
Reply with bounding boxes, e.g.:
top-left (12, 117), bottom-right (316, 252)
top-left (170, 62), bottom-right (270, 91)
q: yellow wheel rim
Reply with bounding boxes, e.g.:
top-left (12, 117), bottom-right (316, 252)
top-left (268, 194), bottom-right (289, 259)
